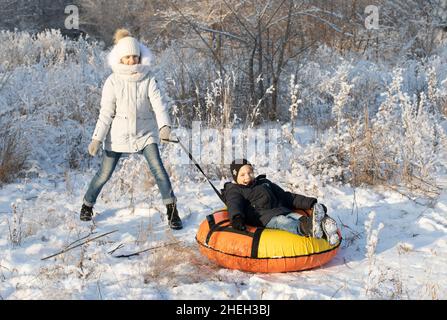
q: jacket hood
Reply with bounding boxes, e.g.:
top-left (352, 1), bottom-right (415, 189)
top-left (107, 42), bottom-right (154, 81)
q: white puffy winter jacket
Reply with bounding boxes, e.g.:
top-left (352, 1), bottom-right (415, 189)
top-left (92, 43), bottom-right (171, 152)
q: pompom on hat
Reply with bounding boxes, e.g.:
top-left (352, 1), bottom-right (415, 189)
top-left (230, 159), bottom-right (252, 181)
top-left (113, 28), bottom-right (140, 59)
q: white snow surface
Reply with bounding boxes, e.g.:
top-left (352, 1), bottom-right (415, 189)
top-left (0, 158), bottom-right (446, 300)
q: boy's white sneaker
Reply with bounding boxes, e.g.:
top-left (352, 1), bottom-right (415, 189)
top-left (312, 203), bottom-right (325, 238)
top-left (321, 215), bottom-right (340, 246)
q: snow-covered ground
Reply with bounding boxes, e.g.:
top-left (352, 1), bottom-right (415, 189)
top-left (1, 157), bottom-right (446, 300)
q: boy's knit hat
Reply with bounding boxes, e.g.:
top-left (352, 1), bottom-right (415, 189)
top-left (230, 159), bottom-right (252, 181)
top-left (113, 29), bottom-right (140, 59)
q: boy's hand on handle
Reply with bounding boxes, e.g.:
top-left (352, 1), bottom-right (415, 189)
top-left (159, 125), bottom-right (172, 144)
top-left (88, 139), bottom-right (101, 156)
top-left (231, 214), bottom-right (247, 231)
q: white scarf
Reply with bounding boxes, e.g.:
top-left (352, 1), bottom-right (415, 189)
top-left (111, 63), bottom-right (151, 82)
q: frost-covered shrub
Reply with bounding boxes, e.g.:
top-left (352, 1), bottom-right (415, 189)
top-left (285, 42), bottom-right (447, 130)
top-left (363, 211), bottom-right (385, 299)
top-left (8, 200), bottom-right (23, 247)
top-left (288, 75), bottom-right (301, 129)
top-left (300, 65), bottom-right (447, 190)
top-left (289, 48), bottom-right (391, 130)
top-left (0, 29), bottom-right (65, 68)
top-left (291, 59), bottom-right (333, 127)
top-left (401, 92), bottom-right (446, 182)
top-left (0, 30), bottom-right (108, 174)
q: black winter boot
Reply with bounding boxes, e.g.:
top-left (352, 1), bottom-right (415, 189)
top-left (166, 203), bottom-right (183, 230)
top-left (80, 204), bottom-right (94, 221)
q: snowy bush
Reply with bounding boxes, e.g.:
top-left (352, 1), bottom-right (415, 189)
top-left (0, 30), bottom-right (108, 175)
top-left (363, 211), bottom-right (385, 298)
top-left (8, 200), bottom-right (23, 246)
top-left (298, 60), bottom-right (447, 191)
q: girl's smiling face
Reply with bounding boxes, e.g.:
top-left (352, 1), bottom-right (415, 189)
top-left (236, 165), bottom-right (255, 186)
top-left (120, 55), bottom-right (140, 65)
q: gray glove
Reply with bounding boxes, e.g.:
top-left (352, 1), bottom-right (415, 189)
top-left (88, 139), bottom-right (101, 156)
top-left (159, 125), bottom-right (171, 143)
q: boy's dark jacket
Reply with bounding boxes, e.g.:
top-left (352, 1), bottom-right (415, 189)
top-left (222, 174), bottom-right (317, 227)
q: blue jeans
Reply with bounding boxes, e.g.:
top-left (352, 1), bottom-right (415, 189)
top-left (83, 143), bottom-right (176, 207)
top-left (266, 213), bottom-right (303, 235)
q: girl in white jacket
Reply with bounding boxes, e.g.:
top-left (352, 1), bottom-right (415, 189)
top-left (80, 29), bottom-right (182, 229)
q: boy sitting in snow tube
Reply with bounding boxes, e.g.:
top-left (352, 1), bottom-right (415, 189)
top-left (223, 159), bottom-right (340, 245)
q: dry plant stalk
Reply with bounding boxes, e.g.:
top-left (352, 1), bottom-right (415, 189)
top-left (143, 240), bottom-right (219, 286)
top-left (0, 126), bottom-right (27, 185)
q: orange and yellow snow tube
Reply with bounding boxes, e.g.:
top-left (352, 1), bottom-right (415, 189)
top-left (196, 209), bottom-right (341, 273)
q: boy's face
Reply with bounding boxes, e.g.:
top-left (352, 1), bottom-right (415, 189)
top-left (236, 165), bottom-right (255, 186)
top-left (120, 55), bottom-right (140, 65)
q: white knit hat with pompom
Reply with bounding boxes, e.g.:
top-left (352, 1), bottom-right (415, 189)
top-left (113, 29), bottom-right (140, 59)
